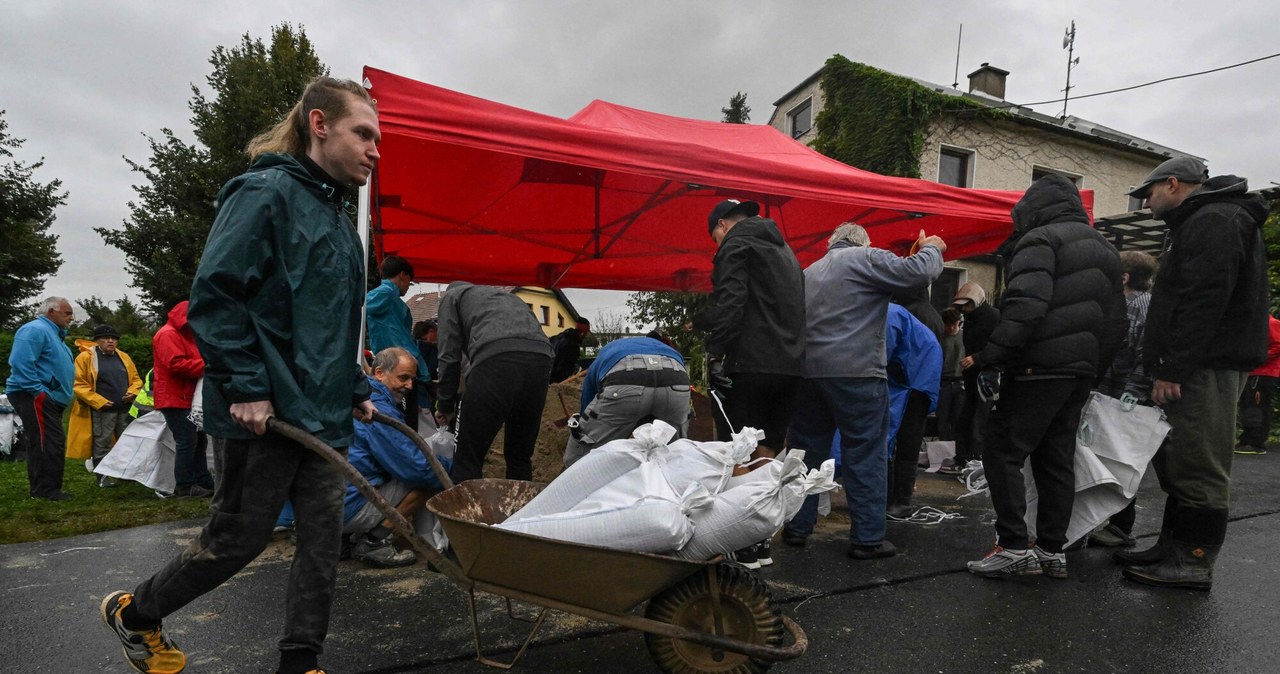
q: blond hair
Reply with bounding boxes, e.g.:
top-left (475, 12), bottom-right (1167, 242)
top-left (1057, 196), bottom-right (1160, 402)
top-left (246, 76), bottom-right (375, 159)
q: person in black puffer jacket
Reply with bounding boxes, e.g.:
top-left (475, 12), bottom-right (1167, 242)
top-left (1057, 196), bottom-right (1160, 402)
top-left (1117, 157), bottom-right (1270, 591)
top-left (966, 174), bottom-right (1125, 580)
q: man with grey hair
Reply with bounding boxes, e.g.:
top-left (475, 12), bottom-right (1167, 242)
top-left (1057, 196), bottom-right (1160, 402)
top-left (782, 225), bottom-right (945, 560)
top-left (341, 347), bottom-right (451, 568)
top-left (5, 297), bottom-right (76, 500)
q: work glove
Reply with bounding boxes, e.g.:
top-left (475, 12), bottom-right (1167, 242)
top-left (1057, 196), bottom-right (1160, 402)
top-left (707, 358), bottom-right (733, 393)
top-left (976, 368), bottom-right (1002, 403)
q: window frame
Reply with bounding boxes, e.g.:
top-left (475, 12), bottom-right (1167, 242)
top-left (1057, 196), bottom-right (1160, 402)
top-left (937, 145), bottom-right (975, 188)
top-left (787, 97), bottom-right (813, 139)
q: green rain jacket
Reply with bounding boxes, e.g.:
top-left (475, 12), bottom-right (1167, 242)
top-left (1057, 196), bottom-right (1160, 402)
top-left (188, 153), bottom-right (371, 448)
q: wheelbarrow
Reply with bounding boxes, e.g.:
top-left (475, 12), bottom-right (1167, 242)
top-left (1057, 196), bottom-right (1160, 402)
top-left (269, 413), bottom-right (807, 673)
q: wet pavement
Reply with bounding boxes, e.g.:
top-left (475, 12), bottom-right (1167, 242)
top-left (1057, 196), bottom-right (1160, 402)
top-left (5, 451), bottom-right (1280, 673)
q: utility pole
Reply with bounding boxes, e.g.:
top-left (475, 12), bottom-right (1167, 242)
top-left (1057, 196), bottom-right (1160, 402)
top-left (1061, 20), bottom-right (1080, 118)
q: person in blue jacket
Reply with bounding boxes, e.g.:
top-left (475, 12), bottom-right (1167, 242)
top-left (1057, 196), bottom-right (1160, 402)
top-left (342, 347), bottom-right (451, 568)
top-left (5, 297), bottom-right (76, 500)
top-left (367, 254), bottom-right (431, 426)
top-left (564, 332), bottom-right (689, 467)
top-left (884, 303), bottom-right (942, 518)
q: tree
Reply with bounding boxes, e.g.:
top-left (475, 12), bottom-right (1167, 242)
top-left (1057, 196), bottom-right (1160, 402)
top-left (97, 24), bottom-right (327, 315)
top-left (74, 295), bottom-right (158, 336)
top-left (0, 110), bottom-right (67, 329)
top-left (722, 92), bottom-right (751, 124)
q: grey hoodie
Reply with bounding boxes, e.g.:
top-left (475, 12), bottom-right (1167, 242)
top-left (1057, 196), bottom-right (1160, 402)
top-left (435, 282), bottom-right (552, 413)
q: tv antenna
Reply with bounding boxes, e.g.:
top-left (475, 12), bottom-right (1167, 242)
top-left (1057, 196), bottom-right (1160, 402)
top-left (1061, 20), bottom-right (1080, 118)
top-left (952, 24), bottom-right (963, 88)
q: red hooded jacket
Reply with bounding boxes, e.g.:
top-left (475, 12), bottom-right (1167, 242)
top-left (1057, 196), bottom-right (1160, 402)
top-left (153, 301), bottom-right (205, 409)
top-left (1251, 316), bottom-right (1280, 378)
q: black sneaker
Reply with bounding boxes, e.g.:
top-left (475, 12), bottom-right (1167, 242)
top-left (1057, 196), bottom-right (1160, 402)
top-left (100, 591), bottom-right (187, 673)
top-left (756, 539), bottom-right (774, 567)
top-left (781, 530), bottom-right (807, 547)
top-left (848, 540), bottom-right (898, 560)
top-left (32, 491), bottom-right (73, 501)
top-left (1235, 445), bottom-right (1267, 455)
top-left (352, 535), bottom-right (416, 568)
top-left (733, 544), bottom-right (761, 570)
top-left (173, 484), bottom-right (213, 498)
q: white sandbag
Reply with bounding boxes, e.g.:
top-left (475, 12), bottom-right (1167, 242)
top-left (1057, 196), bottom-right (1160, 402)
top-left (426, 427), bottom-right (456, 461)
top-left (497, 461), bottom-right (710, 553)
top-left (677, 451), bottom-right (837, 560)
top-left (0, 394), bottom-right (15, 456)
top-left (662, 426), bottom-right (764, 495)
top-left (923, 440), bottom-right (955, 473)
top-left (187, 377), bottom-right (205, 431)
top-left (94, 411), bottom-right (176, 492)
top-left (508, 420), bottom-right (676, 522)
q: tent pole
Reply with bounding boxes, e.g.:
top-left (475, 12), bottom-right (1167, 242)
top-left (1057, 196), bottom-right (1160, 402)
top-left (357, 180), bottom-right (371, 366)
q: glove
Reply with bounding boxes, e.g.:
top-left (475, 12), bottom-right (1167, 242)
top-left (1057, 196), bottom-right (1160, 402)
top-left (707, 358), bottom-right (733, 393)
top-left (976, 368), bottom-right (1002, 403)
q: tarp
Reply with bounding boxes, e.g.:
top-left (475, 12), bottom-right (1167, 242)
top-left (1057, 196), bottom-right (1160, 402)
top-left (364, 66), bottom-right (1090, 292)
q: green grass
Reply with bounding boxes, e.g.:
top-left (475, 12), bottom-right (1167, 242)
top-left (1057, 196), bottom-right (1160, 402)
top-left (0, 458), bottom-right (211, 544)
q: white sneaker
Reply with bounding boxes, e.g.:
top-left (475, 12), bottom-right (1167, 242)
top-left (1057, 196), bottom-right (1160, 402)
top-left (967, 546), bottom-right (1041, 578)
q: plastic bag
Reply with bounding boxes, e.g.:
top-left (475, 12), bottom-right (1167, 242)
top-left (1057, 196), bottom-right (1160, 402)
top-left (677, 451), bottom-right (837, 560)
top-left (508, 420), bottom-right (676, 522)
top-left (661, 426), bottom-right (764, 495)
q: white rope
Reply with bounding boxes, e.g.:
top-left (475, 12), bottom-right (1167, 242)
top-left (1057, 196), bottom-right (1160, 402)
top-left (887, 505), bottom-right (964, 525)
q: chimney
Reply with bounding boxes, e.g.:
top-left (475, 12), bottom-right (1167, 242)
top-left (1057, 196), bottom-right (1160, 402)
top-left (967, 63), bottom-right (1009, 99)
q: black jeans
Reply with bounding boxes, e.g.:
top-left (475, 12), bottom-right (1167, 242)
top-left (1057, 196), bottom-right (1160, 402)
top-left (711, 373), bottom-right (802, 451)
top-left (953, 379), bottom-right (991, 464)
top-left (9, 391), bottom-right (67, 497)
top-left (889, 390), bottom-right (930, 507)
top-left (449, 351), bottom-right (552, 482)
top-left (983, 377), bottom-right (1091, 553)
top-left (131, 436), bottom-right (346, 672)
top-left (1238, 374), bottom-right (1276, 448)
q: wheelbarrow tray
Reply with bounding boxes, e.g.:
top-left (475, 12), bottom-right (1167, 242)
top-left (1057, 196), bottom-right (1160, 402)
top-left (427, 478), bottom-right (714, 615)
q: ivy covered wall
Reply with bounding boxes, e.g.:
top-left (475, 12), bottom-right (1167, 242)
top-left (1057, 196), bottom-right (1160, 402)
top-left (812, 54), bottom-right (1005, 178)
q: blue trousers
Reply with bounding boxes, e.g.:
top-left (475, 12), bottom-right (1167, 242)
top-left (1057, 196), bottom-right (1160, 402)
top-left (784, 377), bottom-right (890, 546)
top-left (161, 408), bottom-right (212, 489)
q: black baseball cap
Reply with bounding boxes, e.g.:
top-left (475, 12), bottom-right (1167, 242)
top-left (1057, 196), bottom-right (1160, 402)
top-left (706, 199), bottom-right (760, 235)
top-left (1127, 156), bottom-right (1208, 199)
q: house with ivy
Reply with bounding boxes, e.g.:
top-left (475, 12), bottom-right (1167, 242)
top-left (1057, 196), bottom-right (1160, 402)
top-left (768, 55), bottom-right (1200, 303)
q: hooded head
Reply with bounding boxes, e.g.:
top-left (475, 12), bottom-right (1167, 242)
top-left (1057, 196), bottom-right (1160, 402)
top-left (998, 174), bottom-right (1089, 258)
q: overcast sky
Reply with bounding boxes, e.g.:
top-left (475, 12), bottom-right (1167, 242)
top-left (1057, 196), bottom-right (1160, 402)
top-left (3, 0), bottom-right (1277, 325)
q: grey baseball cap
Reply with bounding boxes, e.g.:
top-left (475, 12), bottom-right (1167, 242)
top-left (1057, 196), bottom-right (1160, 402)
top-left (1127, 156), bottom-right (1208, 199)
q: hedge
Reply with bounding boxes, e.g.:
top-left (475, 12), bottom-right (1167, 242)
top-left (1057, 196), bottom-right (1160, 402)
top-left (0, 332), bottom-right (155, 384)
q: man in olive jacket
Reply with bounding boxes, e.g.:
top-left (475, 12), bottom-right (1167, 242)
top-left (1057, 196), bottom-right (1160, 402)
top-left (1117, 157), bottom-right (1270, 591)
top-left (101, 77), bottom-right (379, 674)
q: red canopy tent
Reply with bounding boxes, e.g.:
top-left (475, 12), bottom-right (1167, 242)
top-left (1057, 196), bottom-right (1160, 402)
top-left (363, 67), bottom-right (1085, 292)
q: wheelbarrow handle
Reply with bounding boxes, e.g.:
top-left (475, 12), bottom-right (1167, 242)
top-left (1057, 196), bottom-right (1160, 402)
top-left (370, 410), bottom-right (457, 492)
top-left (265, 417), bottom-right (471, 588)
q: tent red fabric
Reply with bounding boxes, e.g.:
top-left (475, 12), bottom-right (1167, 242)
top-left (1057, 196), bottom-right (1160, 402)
top-left (364, 66), bottom-right (1087, 292)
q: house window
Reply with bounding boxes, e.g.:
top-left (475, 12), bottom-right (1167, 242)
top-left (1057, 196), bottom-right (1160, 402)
top-left (1127, 189), bottom-right (1145, 212)
top-left (1031, 166), bottom-right (1082, 187)
top-left (938, 147), bottom-right (974, 188)
top-left (788, 98), bottom-right (812, 139)
top-left (931, 268), bottom-right (966, 314)
top-left (557, 314), bottom-right (565, 328)
top-left (540, 306), bottom-right (550, 325)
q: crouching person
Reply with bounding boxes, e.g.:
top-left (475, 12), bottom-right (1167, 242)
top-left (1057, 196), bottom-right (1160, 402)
top-left (564, 331), bottom-right (690, 467)
top-left (344, 348), bottom-right (451, 567)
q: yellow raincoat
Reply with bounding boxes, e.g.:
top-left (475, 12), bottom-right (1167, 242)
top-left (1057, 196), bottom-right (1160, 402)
top-left (67, 339), bottom-right (143, 461)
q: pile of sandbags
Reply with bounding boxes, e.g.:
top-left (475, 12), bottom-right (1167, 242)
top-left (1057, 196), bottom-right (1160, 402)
top-left (496, 420), bottom-right (837, 559)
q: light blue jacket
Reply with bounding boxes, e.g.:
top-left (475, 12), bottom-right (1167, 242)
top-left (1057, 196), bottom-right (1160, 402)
top-left (5, 315), bottom-right (75, 406)
top-left (366, 279), bottom-right (429, 379)
top-left (802, 242), bottom-right (943, 379)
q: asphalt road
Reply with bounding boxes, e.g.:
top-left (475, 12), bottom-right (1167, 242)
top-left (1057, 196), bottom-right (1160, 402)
top-left (4, 451), bottom-right (1279, 673)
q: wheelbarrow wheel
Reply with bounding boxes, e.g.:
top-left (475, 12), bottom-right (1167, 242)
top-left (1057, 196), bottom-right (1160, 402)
top-left (643, 562), bottom-right (784, 673)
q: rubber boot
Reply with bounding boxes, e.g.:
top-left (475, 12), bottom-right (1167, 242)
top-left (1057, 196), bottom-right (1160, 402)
top-left (1122, 507), bottom-right (1227, 591)
top-left (1114, 495), bottom-right (1177, 567)
top-left (887, 454), bottom-right (917, 518)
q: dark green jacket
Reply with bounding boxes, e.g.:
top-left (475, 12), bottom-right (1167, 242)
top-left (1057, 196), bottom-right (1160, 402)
top-left (189, 153), bottom-right (371, 448)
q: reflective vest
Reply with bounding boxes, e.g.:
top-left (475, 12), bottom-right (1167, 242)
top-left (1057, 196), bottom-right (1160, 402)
top-left (130, 370), bottom-right (155, 418)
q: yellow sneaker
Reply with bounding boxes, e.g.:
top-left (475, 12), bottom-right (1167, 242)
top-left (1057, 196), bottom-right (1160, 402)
top-left (100, 591), bottom-right (187, 673)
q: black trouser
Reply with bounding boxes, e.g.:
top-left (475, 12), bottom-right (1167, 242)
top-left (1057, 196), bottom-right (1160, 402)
top-left (1238, 374), bottom-right (1276, 448)
top-left (9, 391), bottom-right (67, 497)
top-left (953, 376), bottom-right (991, 464)
top-left (983, 377), bottom-right (1091, 554)
top-left (889, 390), bottom-right (930, 507)
top-left (711, 373), bottom-right (802, 451)
top-left (935, 379), bottom-right (965, 441)
top-left (130, 436), bottom-right (346, 674)
top-left (449, 351), bottom-right (552, 482)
